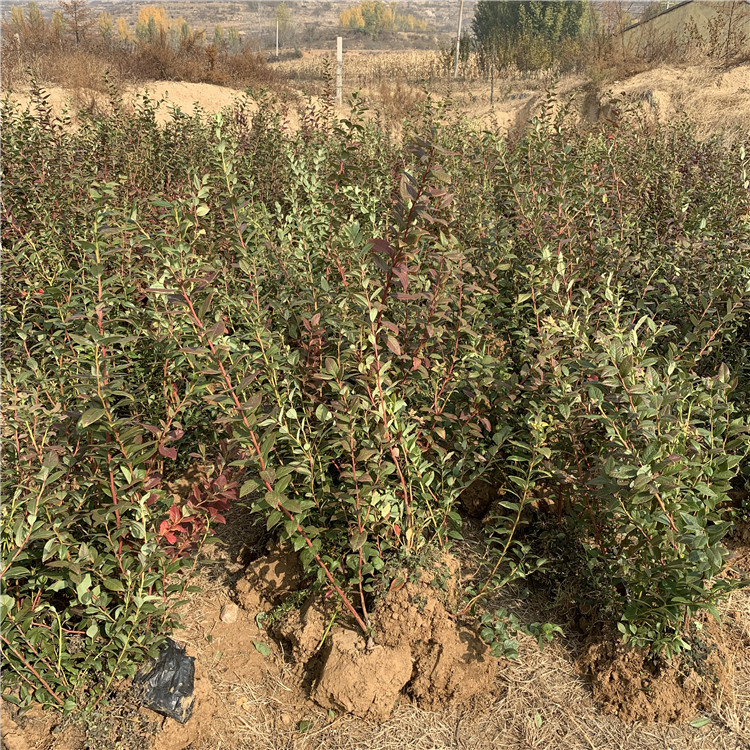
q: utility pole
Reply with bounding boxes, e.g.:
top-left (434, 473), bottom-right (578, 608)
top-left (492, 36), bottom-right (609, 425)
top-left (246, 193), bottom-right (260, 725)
top-left (453, 0), bottom-right (465, 79)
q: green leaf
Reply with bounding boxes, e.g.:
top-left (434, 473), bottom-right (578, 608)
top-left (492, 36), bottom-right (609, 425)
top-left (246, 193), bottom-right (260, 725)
top-left (690, 716), bottom-right (710, 728)
top-left (350, 531), bottom-right (367, 551)
top-left (76, 574), bottom-right (92, 601)
top-left (253, 641), bottom-right (272, 656)
top-left (298, 720), bottom-right (313, 733)
top-left (265, 491), bottom-right (286, 508)
top-left (78, 408), bottom-right (106, 429)
top-left (240, 479), bottom-right (260, 498)
top-left (260, 468), bottom-right (276, 485)
top-left (0, 595), bottom-right (15, 617)
top-left (281, 497), bottom-right (302, 514)
top-left (4, 567), bottom-right (30, 579)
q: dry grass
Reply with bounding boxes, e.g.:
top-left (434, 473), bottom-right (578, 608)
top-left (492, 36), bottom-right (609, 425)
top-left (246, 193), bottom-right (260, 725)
top-left (0, 37), bottom-right (277, 97)
top-left (156, 508), bottom-right (750, 750)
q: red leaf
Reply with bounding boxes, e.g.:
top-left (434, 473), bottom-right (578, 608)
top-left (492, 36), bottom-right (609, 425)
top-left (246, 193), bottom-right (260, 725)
top-left (412, 357), bottom-right (422, 371)
top-left (393, 263), bottom-right (409, 292)
top-left (143, 473), bottom-right (162, 490)
top-left (159, 520), bottom-right (171, 536)
top-left (386, 336), bottom-right (401, 356)
top-left (208, 319), bottom-right (226, 339)
top-left (479, 417), bottom-right (491, 432)
top-left (169, 504), bottom-right (181, 523)
top-left (370, 238), bottom-right (393, 257)
top-left (212, 514), bottom-right (227, 525)
top-left (393, 524), bottom-right (401, 537)
top-left (164, 532), bottom-right (177, 544)
top-left (158, 444), bottom-right (177, 460)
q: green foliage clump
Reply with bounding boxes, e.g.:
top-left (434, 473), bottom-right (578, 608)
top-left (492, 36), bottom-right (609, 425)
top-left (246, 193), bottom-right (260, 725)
top-left (472, 0), bottom-right (591, 71)
top-left (1, 85), bottom-right (749, 714)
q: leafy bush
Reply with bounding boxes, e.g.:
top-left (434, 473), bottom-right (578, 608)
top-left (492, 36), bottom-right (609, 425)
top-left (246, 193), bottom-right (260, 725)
top-left (2, 87), bottom-right (749, 712)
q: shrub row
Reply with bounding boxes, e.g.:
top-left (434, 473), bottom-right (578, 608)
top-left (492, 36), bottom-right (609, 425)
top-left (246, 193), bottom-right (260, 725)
top-left (2, 87), bottom-right (749, 710)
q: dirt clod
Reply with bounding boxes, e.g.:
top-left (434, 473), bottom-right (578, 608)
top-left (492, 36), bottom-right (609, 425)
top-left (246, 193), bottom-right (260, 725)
top-left (312, 629), bottom-right (413, 721)
top-left (275, 595), bottom-right (336, 663)
top-left (374, 581), bottom-right (497, 711)
top-left (0, 714), bottom-right (31, 750)
top-left (458, 477), bottom-right (498, 518)
top-left (240, 545), bottom-right (302, 604)
top-left (579, 634), bottom-right (732, 723)
top-left (219, 602), bottom-right (239, 624)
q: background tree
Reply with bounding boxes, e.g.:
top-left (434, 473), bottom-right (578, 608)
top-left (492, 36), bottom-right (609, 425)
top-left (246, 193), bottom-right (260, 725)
top-left (275, 1), bottom-right (293, 49)
top-left (227, 26), bottom-right (241, 53)
top-left (472, 0), bottom-right (590, 71)
top-left (5, 3), bottom-right (53, 49)
top-left (50, 10), bottom-right (66, 46)
top-left (473, 0), bottom-right (589, 45)
top-left (26, 1), bottom-right (48, 40)
top-left (214, 24), bottom-right (226, 54)
top-left (116, 16), bottom-right (132, 44)
top-left (340, 1), bottom-right (427, 39)
top-left (59, 0), bottom-right (94, 44)
top-left (98, 11), bottom-right (114, 47)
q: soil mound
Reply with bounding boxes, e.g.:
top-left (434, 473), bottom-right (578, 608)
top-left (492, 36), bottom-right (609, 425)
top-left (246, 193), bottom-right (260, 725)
top-left (579, 633), bottom-right (732, 723)
top-left (312, 629), bottom-right (413, 720)
top-left (238, 545), bottom-right (302, 605)
top-left (308, 578), bottom-right (496, 719)
top-left (373, 580), bottom-right (496, 711)
top-left (236, 548), bottom-right (496, 721)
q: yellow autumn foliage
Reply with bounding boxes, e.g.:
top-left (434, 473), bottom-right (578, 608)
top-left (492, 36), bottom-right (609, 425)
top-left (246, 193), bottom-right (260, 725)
top-left (339, 1), bottom-right (428, 36)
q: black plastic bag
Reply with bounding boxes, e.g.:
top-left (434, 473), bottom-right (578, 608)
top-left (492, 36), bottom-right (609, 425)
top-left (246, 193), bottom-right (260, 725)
top-left (135, 638), bottom-right (195, 723)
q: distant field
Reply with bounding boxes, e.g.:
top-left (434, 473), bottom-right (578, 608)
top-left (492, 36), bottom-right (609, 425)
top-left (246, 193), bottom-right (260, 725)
top-left (2, 0), bottom-right (471, 50)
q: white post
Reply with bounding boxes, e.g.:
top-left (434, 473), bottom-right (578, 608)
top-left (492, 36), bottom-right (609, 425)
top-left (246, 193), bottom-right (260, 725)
top-left (453, 0), bottom-right (465, 79)
top-left (276, 19), bottom-right (279, 57)
top-left (336, 36), bottom-right (343, 105)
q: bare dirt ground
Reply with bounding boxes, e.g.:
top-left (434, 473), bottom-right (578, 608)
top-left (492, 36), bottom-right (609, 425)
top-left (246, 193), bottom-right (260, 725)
top-left (152, 524), bottom-right (750, 750)
top-left (4, 81), bottom-right (254, 126)
top-left (2, 508), bottom-right (749, 750)
top-left (5, 61), bottom-right (750, 138)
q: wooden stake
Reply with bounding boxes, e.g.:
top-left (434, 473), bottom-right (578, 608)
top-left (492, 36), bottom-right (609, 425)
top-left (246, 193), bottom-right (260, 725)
top-left (453, 0), bottom-right (465, 79)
